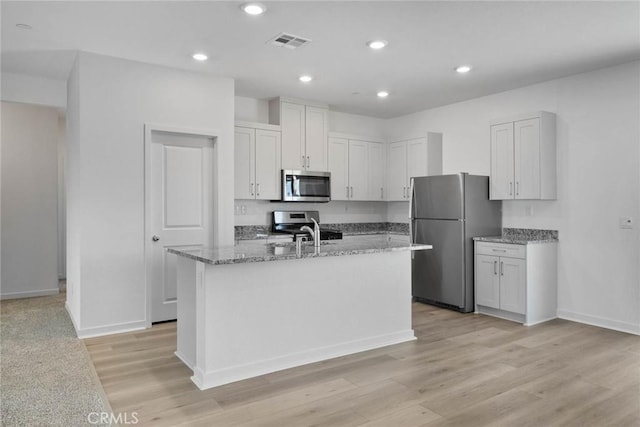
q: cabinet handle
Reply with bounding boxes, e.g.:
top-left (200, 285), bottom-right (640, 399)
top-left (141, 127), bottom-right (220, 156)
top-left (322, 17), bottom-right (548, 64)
top-left (500, 261), bottom-right (504, 276)
top-left (256, 183), bottom-right (260, 196)
top-left (380, 187), bottom-right (384, 199)
top-left (516, 181), bottom-right (519, 196)
top-left (350, 186), bottom-right (353, 198)
top-left (346, 186), bottom-right (349, 198)
top-left (494, 260), bottom-right (497, 275)
top-left (250, 183), bottom-right (254, 196)
top-left (492, 249), bottom-right (507, 253)
top-left (509, 182), bottom-right (513, 195)
top-left (403, 187), bottom-right (406, 198)
top-left (301, 155), bottom-right (305, 168)
top-left (306, 156), bottom-right (310, 168)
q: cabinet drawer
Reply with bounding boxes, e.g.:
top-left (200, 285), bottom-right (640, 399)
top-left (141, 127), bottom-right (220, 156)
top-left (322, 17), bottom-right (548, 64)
top-left (476, 242), bottom-right (526, 259)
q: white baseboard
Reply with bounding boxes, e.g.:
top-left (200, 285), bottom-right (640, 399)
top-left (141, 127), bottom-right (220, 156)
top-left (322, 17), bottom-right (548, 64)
top-left (191, 330), bottom-right (416, 390)
top-left (0, 288), bottom-right (59, 300)
top-left (557, 309), bottom-right (640, 336)
top-left (64, 302), bottom-right (148, 338)
top-left (72, 318), bottom-right (147, 339)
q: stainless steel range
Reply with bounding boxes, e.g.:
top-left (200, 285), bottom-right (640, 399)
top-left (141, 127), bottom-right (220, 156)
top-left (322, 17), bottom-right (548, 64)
top-left (271, 211), bottom-right (343, 241)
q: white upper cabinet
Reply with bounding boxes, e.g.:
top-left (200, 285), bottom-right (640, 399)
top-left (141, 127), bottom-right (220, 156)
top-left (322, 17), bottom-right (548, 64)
top-left (305, 106), bottom-right (328, 171)
top-left (368, 142), bottom-right (385, 201)
top-left (490, 111), bottom-right (556, 200)
top-left (279, 102), bottom-right (305, 171)
top-left (348, 140), bottom-right (369, 201)
top-left (234, 123), bottom-right (281, 200)
top-left (328, 134), bottom-right (386, 201)
top-left (387, 133), bottom-right (443, 201)
top-left (328, 137), bottom-right (349, 201)
top-left (270, 98), bottom-right (328, 172)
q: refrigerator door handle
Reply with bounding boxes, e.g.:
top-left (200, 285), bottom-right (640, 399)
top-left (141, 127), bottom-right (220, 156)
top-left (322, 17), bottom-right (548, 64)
top-left (409, 178), bottom-right (415, 243)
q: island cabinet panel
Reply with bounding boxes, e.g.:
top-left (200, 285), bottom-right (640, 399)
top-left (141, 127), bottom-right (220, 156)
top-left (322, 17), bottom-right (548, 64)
top-left (490, 111), bottom-right (556, 200)
top-left (171, 236), bottom-right (430, 390)
top-left (474, 240), bottom-right (557, 325)
top-left (234, 124), bottom-right (281, 200)
top-left (387, 133), bottom-right (443, 201)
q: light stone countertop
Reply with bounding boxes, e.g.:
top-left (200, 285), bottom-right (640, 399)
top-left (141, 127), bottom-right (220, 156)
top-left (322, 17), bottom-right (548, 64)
top-left (473, 236), bottom-right (558, 245)
top-left (168, 234), bottom-right (431, 265)
top-left (473, 228), bottom-right (559, 245)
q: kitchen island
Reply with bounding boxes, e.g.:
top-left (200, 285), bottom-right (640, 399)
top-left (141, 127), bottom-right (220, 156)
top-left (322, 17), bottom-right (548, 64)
top-left (168, 235), bottom-right (431, 390)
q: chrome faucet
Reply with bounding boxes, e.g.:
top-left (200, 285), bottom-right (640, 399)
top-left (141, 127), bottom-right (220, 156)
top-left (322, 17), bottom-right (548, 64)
top-left (300, 218), bottom-right (321, 248)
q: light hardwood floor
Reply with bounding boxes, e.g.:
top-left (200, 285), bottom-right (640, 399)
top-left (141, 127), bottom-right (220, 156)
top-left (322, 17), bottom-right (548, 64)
top-left (84, 303), bottom-right (640, 426)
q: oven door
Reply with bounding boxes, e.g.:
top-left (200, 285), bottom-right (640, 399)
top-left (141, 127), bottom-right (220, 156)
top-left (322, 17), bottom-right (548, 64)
top-left (282, 170), bottom-right (331, 202)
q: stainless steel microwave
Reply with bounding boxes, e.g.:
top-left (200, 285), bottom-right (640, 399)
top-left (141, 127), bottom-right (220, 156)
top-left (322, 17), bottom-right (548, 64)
top-left (281, 170), bottom-right (331, 202)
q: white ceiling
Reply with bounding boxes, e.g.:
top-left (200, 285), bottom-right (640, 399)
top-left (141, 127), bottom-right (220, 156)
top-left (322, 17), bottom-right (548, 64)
top-left (2, 1), bottom-right (639, 118)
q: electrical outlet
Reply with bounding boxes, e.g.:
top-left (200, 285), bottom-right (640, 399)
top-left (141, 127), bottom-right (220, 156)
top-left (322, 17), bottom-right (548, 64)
top-left (619, 217), bottom-right (633, 229)
top-left (241, 205), bottom-right (246, 215)
top-left (525, 205), bottom-right (533, 216)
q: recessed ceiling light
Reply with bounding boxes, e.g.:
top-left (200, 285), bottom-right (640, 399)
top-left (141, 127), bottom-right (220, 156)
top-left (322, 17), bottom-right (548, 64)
top-left (241, 3), bottom-right (266, 15)
top-left (367, 40), bottom-right (388, 50)
top-left (16, 23), bottom-right (32, 30)
top-left (377, 91), bottom-right (389, 98)
top-left (299, 75), bottom-right (313, 83)
top-left (192, 53), bottom-right (208, 61)
top-left (455, 65), bottom-right (472, 73)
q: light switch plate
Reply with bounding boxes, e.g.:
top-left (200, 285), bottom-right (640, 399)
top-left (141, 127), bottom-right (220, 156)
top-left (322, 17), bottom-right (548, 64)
top-left (619, 217), bottom-right (633, 229)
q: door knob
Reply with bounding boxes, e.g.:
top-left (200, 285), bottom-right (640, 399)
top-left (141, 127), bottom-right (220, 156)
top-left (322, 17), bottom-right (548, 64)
top-left (152, 235), bottom-right (160, 242)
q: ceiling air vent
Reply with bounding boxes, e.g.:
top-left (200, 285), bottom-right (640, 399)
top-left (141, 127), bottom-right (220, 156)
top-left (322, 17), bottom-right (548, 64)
top-left (268, 32), bottom-right (311, 49)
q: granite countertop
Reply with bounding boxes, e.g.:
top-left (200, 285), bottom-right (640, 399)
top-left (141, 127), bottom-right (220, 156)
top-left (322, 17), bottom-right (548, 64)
top-left (473, 228), bottom-right (559, 245)
top-left (168, 234), bottom-right (431, 265)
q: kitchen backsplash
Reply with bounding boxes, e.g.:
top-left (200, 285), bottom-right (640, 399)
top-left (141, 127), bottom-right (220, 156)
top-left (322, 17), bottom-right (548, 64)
top-left (235, 222), bottom-right (409, 240)
top-left (502, 228), bottom-right (559, 241)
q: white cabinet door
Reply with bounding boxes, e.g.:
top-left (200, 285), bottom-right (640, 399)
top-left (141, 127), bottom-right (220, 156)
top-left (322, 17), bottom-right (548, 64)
top-left (407, 137), bottom-right (428, 179)
top-left (305, 106), bottom-right (328, 171)
top-left (490, 123), bottom-right (515, 200)
top-left (499, 257), bottom-right (526, 314)
top-left (476, 254), bottom-right (500, 309)
top-left (387, 141), bottom-right (407, 201)
top-left (234, 127), bottom-right (255, 199)
top-left (514, 118), bottom-right (540, 200)
top-left (348, 140), bottom-right (369, 201)
top-left (280, 102), bottom-right (305, 170)
top-left (369, 142), bottom-right (385, 201)
top-left (254, 129), bottom-right (281, 200)
top-left (328, 137), bottom-right (349, 201)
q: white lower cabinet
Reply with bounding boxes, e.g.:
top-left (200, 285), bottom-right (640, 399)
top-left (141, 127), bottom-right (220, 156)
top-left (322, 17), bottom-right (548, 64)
top-left (474, 240), bottom-right (557, 325)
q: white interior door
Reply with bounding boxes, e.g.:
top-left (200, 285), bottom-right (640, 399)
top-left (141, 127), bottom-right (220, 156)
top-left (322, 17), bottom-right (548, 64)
top-left (149, 130), bottom-right (214, 323)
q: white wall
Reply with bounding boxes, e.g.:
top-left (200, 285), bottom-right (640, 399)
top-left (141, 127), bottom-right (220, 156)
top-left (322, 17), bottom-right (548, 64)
top-left (57, 116), bottom-right (66, 279)
top-left (66, 52), bottom-right (235, 337)
top-left (385, 61), bottom-right (640, 334)
top-left (1, 102), bottom-right (59, 298)
top-left (1, 73), bottom-right (67, 109)
top-left (235, 96), bottom-right (270, 123)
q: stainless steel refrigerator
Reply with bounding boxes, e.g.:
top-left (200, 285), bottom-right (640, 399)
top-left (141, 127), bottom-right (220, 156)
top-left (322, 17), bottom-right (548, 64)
top-left (410, 173), bottom-right (502, 312)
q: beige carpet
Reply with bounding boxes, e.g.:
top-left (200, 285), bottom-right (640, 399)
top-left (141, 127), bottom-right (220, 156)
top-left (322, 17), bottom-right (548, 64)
top-left (1, 294), bottom-right (111, 426)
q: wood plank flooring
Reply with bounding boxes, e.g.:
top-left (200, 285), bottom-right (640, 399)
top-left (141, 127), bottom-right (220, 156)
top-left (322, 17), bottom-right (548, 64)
top-left (84, 303), bottom-right (640, 426)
